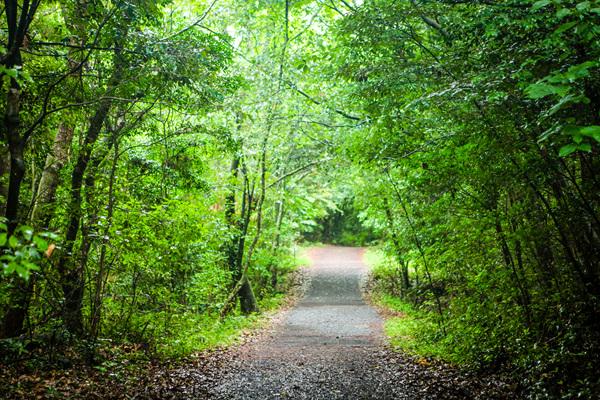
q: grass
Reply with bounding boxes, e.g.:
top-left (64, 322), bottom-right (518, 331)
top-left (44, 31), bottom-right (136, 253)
top-left (155, 249), bottom-right (312, 358)
top-left (291, 242), bottom-right (318, 271)
top-left (155, 312), bottom-right (262, 357)
top-left (363, 247), bottom-right (452, 362)
top-left (156, 291), bottom-right (301, 358)
top-left (363, 246), bottom-right (387, 270)
top-left (377, 294), bottom-right (448, 359)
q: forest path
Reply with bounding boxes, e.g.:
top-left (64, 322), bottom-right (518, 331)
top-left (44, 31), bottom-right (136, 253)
top-left (212, 245), bottom-right (385, 399)
top-left (209, 246), bottom-right (512, 399)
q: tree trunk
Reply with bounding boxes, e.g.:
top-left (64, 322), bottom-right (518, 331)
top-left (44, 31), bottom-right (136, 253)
top-left (31, 123), bottom-right (74, 226)
top-left (225, 156), bottom-right (241, 277)
top-left (233, 171), bottom-right (258, 314)
top-left (221, 152), bottom-right (260, 316)
top-left (56, 40), bottom-right (125, 334)
top-left (236, 139), bottom-right (269, 315)
top-left (90, 134), bottom-right (120, 337)
top-left (4, 87), bottom-right (25, 234)
top-left (0, 0), bottom-right (61, 338)
top-left (2, 0), bottom-right (41, 231)
top-left (494, 213), bottom-right (533, 327)
top-left (386, 170), bottom-right (445, 332)
top-left (239, 274), bottom-right (258, 314)
top-left (270, 195), bottom-right (285, 289)
top-left (383, 196), bottom-right (410, 292)
top-left (0, 142), bottom-right (9, 215)
top-left (0, 68), bottom-right (27, 340)
top-left (0, 279), bottom-right (31, 338)
top-left (1, 123), bottom-right (74, 338)
top-left (57, 102), bottom-right (111, 335)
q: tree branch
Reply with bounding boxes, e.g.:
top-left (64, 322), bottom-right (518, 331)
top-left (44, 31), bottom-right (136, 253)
top-left (267, 158), bottom-right (331, 189)
top-left (198, 24), bottom-right (364, 122)
top-left (22, 5), bottom-right (119, 143)
top-left (410, 0), bottom-right (451, 41)
top-left (157, 0), bottom-right (219, 43)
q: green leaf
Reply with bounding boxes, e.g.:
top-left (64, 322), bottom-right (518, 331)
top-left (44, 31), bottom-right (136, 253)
top-left (580, 125), bottom-right (600, 135)
top-left (525, 82), bottom-right (569, 99)
top-left (578, 143), bottom-right (592, 152)
top-left (15, 264), bottom-right (28, 279)
top-left (555, 21), bottom-right (578, 34)
top-left (559, 143), bottom-right (578, 157)
top-left (562, 125), bottom-right (583, 136)
top-left (33, 236), bottom-right (49, 251)
top-left (580, 125), bottom-right (600, 137)
top-left (556, 8), bottom-right (572, 19)
top-left (20, 225), bottom-right (34, 240)
top-left (532, 0), bottom-right (551, 10)
top-left (8, 235), bottom-right (18, 249)
top-left (27, 246), bottom-right (40, 259)
top-left (0, 233), bottom-right (6, 247)
top-left (40, 232), bottom-right (60, 241)
top-left (559, 141), bottom-right (593, 157)
top-left (23, 261), bottom-right (40, 272)
top-left (539, 124), bottom-right (561, 142)
top-left (564, 61), bottom-right (597, 81)
top-left (545, 94), bottom-right (587, 116)
top-left (3, 68), bottom-right (18, 79)
top-left (576, 1), bottom-right (591, 11)
top-left (6, 261), bottom-right (18, 274)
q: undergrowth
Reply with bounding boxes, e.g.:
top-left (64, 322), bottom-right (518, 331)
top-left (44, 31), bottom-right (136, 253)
top-left (364, 247), bottom-right (600, 399)
top-left (364, 248), bottom-right (457, 363)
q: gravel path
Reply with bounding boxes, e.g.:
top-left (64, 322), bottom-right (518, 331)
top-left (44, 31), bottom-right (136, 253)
top-left (210, 246), bottom-right (517, 400)
top-left (0, 246), bottom-right (519, 399)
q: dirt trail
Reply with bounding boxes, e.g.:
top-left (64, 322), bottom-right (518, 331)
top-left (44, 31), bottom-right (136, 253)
top-left (0, 246), bottom-right (517, 399)
top-left (270, 246), bottom-right (381, 347)
top-left (211, 246), bottom-right (515, 399)
top-left (212, 246), bottom-right (383, 399)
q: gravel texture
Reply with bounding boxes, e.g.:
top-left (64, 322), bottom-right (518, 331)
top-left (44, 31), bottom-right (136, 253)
top-left (209, 246), bottom-right (517, 400)
top-left (0, 246), bottom-right (518, 399)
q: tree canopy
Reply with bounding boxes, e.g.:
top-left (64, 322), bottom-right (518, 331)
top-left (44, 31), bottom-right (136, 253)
top-left (1, 0), bottom-right (599, 398)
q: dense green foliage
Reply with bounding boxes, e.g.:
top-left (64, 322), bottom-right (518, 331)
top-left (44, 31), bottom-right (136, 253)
top-left (0, 0), bottom-right (336, 361)
top-left (335, 1), bottom-right (600, 397)
top-left (1, 0), bottom-right (599, 398)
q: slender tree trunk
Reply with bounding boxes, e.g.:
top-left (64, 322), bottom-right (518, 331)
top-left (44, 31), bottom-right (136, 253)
top-left (2, 0), bottom-right (41, 231)
top-left (383, 196), bottom-right (410, 292)
top-left (1, 123), bottom-right (74, 338)
top-left (56, 41), bottom-right (125, 334)
top-left (232, 171), bottom-right (257, 314)
top-left (225, 156), bottom-right (240, 277)
top-left (236, 140), bottom-right (269, 315)
top-left (221, 154), bottom-right (247, 317)
top-left (221, 153), bottom-right (261, 316)
top-left (386, 170), bottom-right (445, 332)
top-left (239, 274), bottom-right (258, 314)
top-left (0, 87), bottom-right (28, 338)
top-left (57, 103), bottom-right (109, 334)
top-left (495, 214), bottom-right (533, 327)
top-left (1, 0), bottom-right (73, 338)
top-left (90, 134), bottom-right (119, 337)
top-left (0, 0), bottom-right (41, 338)
top-left (270, 193), bottom-right (285, 289)
top-left (4, 87), bottom-right (25, 234)
top-left (31, 123), bottom-right (74, 226)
